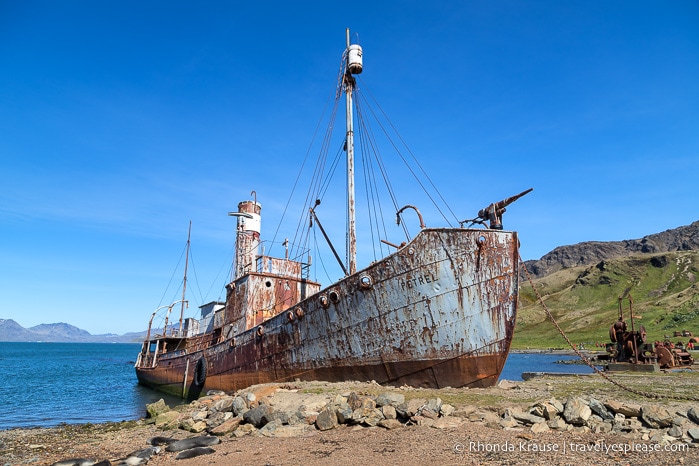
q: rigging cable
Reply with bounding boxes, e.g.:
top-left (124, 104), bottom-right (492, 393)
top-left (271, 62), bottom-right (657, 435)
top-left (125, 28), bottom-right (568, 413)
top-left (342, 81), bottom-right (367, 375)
top-left (358, 77), bottom-right (460, 227)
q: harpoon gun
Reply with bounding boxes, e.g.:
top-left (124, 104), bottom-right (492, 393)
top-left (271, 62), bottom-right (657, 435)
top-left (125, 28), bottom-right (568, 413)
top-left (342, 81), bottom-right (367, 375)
top-left (461, 188), bottom-right (533, 230)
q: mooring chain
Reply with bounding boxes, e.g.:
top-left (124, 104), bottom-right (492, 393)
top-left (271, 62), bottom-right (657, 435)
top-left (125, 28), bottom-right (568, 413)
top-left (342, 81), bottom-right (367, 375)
top-left (519, 254), bottom-right (699, 402)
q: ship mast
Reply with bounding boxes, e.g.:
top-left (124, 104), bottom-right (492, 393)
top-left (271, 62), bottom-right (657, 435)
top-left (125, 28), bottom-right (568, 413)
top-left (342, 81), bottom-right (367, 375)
top-left (344, 28), bottom-right (362, 275)
top-left (177, 221), bottom-right (191, 336)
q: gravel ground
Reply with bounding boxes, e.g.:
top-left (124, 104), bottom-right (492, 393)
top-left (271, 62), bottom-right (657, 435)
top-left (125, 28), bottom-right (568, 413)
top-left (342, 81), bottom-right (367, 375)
top-left (3, 370), bottom-right (699, 466)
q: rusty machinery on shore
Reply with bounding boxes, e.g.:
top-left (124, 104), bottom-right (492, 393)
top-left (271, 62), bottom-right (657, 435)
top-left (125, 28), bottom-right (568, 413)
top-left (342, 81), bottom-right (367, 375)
top-left (599, 294), bottom-right (694, 369)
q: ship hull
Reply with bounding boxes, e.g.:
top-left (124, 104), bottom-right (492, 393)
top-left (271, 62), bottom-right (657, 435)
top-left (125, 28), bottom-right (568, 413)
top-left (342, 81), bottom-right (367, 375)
top-left (136, 228), bottom-right (519, 398)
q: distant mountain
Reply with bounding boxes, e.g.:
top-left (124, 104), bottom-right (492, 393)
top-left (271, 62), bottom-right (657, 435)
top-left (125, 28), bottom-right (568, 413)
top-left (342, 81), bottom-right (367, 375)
top-left (0, 320), bottom-right (145, 343)
top-left (0, 319), bottom-right (41, 342)
top-left (524, 220), bottom-right (699, 279)
top-left (30, 322), bottom-right (94, 340)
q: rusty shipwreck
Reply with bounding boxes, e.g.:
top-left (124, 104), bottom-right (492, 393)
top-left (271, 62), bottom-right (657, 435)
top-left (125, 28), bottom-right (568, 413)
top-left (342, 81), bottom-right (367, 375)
top-left (135, 30), bottom-right (530, 398)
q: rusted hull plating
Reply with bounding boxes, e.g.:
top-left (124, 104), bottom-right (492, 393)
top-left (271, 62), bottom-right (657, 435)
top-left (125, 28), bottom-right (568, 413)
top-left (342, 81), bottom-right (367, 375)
top-left (136, 228), bottom-right (519, 398)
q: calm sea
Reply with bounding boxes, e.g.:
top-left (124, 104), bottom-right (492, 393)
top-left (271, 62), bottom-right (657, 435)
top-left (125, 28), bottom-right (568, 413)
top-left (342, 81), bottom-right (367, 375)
top-left (0, 343), bottom-right (593, 430)
top-left (0, 342), bottom-right (183, 430)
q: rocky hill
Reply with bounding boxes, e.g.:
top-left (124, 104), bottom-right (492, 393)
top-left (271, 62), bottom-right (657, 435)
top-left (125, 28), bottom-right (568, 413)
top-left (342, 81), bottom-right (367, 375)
top-left (524, 220), bottom-right (699, 278)
top-left (515, 220), bottom-right (699, 348)
top-left (0, 319), bottom-right (144, 343)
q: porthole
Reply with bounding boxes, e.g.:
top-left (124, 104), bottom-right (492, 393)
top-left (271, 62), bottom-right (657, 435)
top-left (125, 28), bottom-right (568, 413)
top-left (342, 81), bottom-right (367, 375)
top-left (359, 274), bottom-right (373, 289)
top-left (328, 290), bottom-right (340, 303)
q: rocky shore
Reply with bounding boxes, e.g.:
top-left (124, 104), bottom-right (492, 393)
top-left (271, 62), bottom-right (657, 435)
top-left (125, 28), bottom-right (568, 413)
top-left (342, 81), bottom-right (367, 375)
top-left (3, 371), bottom-right (699, 465)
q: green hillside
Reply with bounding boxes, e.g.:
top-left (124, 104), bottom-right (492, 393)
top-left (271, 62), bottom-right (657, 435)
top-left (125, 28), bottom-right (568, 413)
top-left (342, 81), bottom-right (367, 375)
top-left (513, 250), bottom-right (699, 349)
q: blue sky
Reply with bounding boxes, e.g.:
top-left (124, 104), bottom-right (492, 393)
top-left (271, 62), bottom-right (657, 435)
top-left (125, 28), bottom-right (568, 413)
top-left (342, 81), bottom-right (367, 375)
top-left (1, 1), bottom-right (698, 334)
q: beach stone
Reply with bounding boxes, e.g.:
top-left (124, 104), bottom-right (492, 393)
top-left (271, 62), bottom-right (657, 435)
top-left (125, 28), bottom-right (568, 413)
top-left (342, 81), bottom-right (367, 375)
top-left (232, 423), bottom-right (258, 438)
top-left (396, 399), bottom-right (425, 418)
top-left (336, 402), bottom-right (354, 424)
top-left (363, 408), bottom-right (385, 427)
top-left (180, 418), bottom-right (207, 433)
top-left (593, 421), bottom-right (613, 434)
top-left (687, 407), bottom-right (699, 425)
top-left (316, 405), bottom-right (339, 431)
top-left (641, 405), bottom-right (673, 429)
top-left (378, 418), bottom-right (403, 430)
top-left (547, 417), bottom-right (568, 430)
top-left (531, 421), bottom-right (550, 433)
top-left (154, 411), bottom-right (180, 429)
top-left (205, 412), bottom-right (232, 429)
top-left (259, 418), bottom-right (284, 436)
top-left (211, 396), bottom-right (235, 413)
top-left (606, 400), bottom-right (642, 418)
top-left (541, 402), bottom-right (560, 420)
top-left (563, 397), bottom-right (591, 426)
top-left (262, 410), bottom-right (289, 426)
top-left (512, 410), bottom-right (544, 425)
top-left (440, 403), bottom-right (455, 417)
top-left (432, 417), bottom-right (463, 429)
top-left (243, 404), bottom-right (272, 428)
top-left (231, 396), bottom-right (249, 416)
top-left (146, 399), bottom-right (170, 418)
top-left (191, 409), bottom-right (208, 421)
top-left (420, 407), bottom-right (439, 420)
top-left (549, 398), bottom-right (565, 413)
top-left (410, 415), bottom-right (435, 427)
top-left (500, 416), bottom-right (520, 429)
top-left (589, 398), bottom-right (614, 421)
top-left (426, 398), bottom-right (442, 414)
top-left (347, 392), bottom-right (362, 410)
top-left (668, 425), bottom-right (683, 438)
top-left (376, 392), bottom-right (405, 407)
top-left (382, 405), bottom-right (397, 420)
top-left (529, 404), bottom-right (544, 418)
top-left (619, 418), bottom-right (643, 432)
top-left (361, 397), bottom-right (377, 410)
top-left (210, 416), bottom-right (243, 435)
top-left (688, 427), bottom-right (699, 442)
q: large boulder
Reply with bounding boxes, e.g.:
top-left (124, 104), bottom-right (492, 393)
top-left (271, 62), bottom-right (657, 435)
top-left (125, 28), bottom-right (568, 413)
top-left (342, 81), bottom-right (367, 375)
top-left (563, 397), bottom-right (591, 426)
top-left (243, 404), bottom-right (272, 428)
top-left (376, 392), bottom-right (405, 408)
top-left (315, 405), bottom-right (339, 431)
top-left (146, 399), bottom-right (170, 418)
top-left (641, 405), bottom-right (673, 429)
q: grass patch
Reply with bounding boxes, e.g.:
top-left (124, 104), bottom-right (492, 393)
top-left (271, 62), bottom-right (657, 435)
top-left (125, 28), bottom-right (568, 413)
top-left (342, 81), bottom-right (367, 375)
top-left (515, 251), bottom-right (699, 348)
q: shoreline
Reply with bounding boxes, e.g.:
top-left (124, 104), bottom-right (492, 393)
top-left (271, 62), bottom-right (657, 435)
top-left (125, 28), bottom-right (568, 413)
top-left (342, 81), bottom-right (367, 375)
top-left (3, 373), bottom-right (699, 466)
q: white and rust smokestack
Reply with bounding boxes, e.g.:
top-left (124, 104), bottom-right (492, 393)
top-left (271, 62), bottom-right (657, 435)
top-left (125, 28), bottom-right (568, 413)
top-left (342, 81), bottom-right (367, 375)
top-left (229, 197), bottom-right (262, 279)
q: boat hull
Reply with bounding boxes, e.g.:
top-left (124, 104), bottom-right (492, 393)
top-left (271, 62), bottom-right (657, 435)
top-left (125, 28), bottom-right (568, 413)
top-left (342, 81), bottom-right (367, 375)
top-left (136, 228), bottom-right (519, 398)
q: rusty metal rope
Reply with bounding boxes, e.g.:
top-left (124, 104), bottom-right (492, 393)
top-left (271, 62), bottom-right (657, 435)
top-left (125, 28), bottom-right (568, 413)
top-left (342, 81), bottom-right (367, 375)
top-left (519, 254), bottom-right (699, 402)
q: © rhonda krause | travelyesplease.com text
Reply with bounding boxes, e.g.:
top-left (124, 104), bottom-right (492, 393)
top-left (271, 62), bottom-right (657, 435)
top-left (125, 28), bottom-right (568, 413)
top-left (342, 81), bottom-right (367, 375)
top-left (454, 440), bottom-right (688, 455)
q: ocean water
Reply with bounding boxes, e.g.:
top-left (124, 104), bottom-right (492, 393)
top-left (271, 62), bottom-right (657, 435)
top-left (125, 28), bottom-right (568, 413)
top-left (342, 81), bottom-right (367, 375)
top-left (0, 342), bottom-right (183, 430)
top-left (0, 343), bottom-right (594, 430)
top-left (500, 351), bottom-right (596, 381)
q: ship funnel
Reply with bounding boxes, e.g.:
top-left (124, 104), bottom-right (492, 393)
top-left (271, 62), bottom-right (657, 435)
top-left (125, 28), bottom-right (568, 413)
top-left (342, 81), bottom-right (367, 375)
top-left (229, 200), bottom-right (262, 279)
